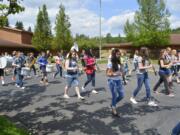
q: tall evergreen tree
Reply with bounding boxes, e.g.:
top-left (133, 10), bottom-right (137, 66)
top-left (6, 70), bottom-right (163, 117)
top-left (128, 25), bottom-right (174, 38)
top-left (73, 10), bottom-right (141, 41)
top-left (106, 33), bottom-right (112, 43)
top-left (15, 21), bottom-right (24, 30)
top-left (4, 17), bottom-right (9, 27)
top-left (32, 5), bottom-right (52, 51)
top-left (124, 0), bottom-right (170, 47)
top-left (27, 26), bottom-right (32, 32)
top-left (53, 4), bottom-right (73, 51)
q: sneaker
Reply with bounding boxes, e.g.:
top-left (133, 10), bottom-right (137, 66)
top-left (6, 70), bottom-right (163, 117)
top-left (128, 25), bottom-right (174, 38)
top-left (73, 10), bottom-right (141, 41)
top-left (148, 101), bottom-right (158, 107)
top-left (167, 93), bottom-right (175, 97)
top-left (2, 80), bottom-right (5, 86)
top-left (15, 84), bottom-right (20, 88)
top-left (81, 86), bottom-right (86, 92)
top-left (63, 94), bottom-right (70, 99)
top-left (78, 96), bottom-right (85, 100)
top-left (130, 97), bottom-right (138, 104)
top-left (92, 90), bottom-right (98, 94)
top-left (40, 81), bottom-right (43, 84)
top-left (20, 86), bottom-right (25, 89)
top-left (153, 91), bottom-right (160, 94)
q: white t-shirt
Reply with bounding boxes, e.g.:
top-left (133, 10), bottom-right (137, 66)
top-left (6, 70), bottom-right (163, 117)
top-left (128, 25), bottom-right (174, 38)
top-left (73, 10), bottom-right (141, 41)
top-left (107, 61), bottom-right (121, 80)
top-left (137, 56), bottom-right (149, 74)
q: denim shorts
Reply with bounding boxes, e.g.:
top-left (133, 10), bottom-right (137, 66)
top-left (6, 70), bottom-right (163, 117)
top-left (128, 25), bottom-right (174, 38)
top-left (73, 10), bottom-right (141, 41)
top-left (66, 74), bottom-right (79, 88)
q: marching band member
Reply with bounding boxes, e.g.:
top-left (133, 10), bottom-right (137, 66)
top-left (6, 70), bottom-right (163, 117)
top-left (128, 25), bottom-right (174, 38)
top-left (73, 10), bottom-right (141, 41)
top-left (64, 50), bottom-right (84, 100)
top-left (106, 48), bottom-right (124, 117)
top-left (12, 51), bottom-right (26, 89)
top-left (29, 52), bottom-right (37, 77)
top-left (12, 51), bottom-right (17, 81)
top-left (0, 53), bottom-right (5, 86)
top-left (81, 49), bottom-right (98, 94)
top-left (171, 50), bottom-right (180, 83)
top-left (132, 50), bottom-right (139, 72)
top-left (153, 49), bottom-right (174, 97)
top-left (54, 52), bottom-right (64, 78)
top-left (130, 47), bottom-right (158, 106)
top-left (38, 52), bottom-right (48, 85)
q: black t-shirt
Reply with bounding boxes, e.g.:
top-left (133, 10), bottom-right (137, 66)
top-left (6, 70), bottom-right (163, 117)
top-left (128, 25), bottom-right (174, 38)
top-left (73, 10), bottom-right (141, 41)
top-left (159, 58), bottom-right (169, 70)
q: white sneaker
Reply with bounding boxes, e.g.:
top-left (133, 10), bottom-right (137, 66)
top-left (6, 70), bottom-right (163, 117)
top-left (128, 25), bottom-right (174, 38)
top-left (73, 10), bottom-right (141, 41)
top-left (168, 93), bottom-right (175, 97)
top-left (78, 96), bottom-right (85, 100)
top-left (130, 97), bottom-right (138, 104)
top-left (20, 86), bottom-right (25, 89)
top-left (15, 84), bottom-right (20, 88)
top-left (148, 101), bottom-right (158, 107)
top-left (81, 86), bottom-right (85, 91)
top-left (2, 80), bottom-right (5, 85)
top-left (92, 90), bottom-right (98, 94)
top-left (63, 94), bottom-right (70, 99)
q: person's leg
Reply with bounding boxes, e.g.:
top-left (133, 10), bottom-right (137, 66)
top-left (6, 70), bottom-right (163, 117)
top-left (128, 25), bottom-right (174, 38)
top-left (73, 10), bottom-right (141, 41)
top-left (84, 73), bottom-right (92, 88)
top-left (115, 79), bottom-right (124, 104)
top-left (108, 79), bottom-right (116, 108)
top-left (64, 77), bottom-right (73, 97)
top-left (54, 64), bottom-right (60, 78)
top-left (144, 72), bottom-right (151, 100)
top-left (161, 73), bottom-right (172, 95)
top-left (32, 65), bottom-right (36, 75)
top-left (59, 66), bottom-right (63, 77)
top-left (91, 71), bottom-right (95, 88)
top-left (133, 74), bottom-right (144, 97)
top-left (19, 74), bottom-right (24, 87)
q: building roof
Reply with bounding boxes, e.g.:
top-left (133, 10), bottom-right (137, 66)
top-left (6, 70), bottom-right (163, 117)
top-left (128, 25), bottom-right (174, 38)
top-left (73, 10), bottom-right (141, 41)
top-left (170, 34), bottom-right (180, 45)
top-left (2, 27), bottom-right (33, 35)
top-left (0, 39), bottom-right (34, 48)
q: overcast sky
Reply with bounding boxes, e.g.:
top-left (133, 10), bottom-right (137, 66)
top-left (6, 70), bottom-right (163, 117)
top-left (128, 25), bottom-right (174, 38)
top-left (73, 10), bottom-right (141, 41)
top-left (6, 0), bottom-right (180, 37)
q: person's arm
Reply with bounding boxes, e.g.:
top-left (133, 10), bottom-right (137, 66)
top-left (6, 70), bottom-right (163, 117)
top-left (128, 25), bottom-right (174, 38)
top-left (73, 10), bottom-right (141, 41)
top-left (160, 59), bottom-right (172, 68)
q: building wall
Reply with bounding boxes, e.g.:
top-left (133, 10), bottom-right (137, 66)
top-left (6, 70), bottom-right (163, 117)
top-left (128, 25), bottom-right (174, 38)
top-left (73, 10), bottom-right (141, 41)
top-left (21, 32), bottom-right (33, 44)
top-left (0, 28), bottom-right (22, 44)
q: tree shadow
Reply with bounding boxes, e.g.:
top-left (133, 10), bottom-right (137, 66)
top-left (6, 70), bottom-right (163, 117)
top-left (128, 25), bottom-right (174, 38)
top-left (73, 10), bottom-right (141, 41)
top-left (0, 84), bottom-right (47, 112)
top-left (8, 99), bottom-right (180, 135)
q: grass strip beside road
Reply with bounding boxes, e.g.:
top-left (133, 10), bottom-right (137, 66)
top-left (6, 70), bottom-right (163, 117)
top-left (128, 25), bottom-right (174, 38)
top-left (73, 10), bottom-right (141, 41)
top-left (0, 116), bottom-right (29, 135)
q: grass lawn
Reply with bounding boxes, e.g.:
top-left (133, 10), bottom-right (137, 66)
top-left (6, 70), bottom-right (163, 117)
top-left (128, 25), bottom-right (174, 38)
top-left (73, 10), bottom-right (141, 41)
top-left (0, 116), bottom-right (29, 135)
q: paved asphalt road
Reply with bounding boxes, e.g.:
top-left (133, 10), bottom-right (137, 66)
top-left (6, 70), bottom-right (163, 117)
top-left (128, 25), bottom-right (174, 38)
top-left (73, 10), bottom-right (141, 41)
top-left (0, 70), bottom-right (179, 135)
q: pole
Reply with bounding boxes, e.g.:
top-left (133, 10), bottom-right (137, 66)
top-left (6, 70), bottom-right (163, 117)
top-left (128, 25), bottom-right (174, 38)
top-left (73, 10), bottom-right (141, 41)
top-left (99, 0), bottom-right (102, 60)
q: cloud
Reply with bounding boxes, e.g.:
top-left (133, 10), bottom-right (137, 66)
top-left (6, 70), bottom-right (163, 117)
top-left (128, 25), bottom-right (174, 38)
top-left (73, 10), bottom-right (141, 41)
top-left (7, 0), bottom-right (180, 37)
top-left (169, 15), bottom-right (180, 29)
top-left (166, 0), bottom-right (180, 11)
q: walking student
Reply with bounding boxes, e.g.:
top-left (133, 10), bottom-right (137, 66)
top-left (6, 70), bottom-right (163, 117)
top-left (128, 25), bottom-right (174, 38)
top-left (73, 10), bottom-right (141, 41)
top-left (63, 50), bottom-right (84, 100)
top-left (130, 47), bottom-right (158, 106)
top-left (153, 49), bottom-right (174, 97)
top-left (106, 48), bottom-right (124, 117)
top-left (38, 52), bottom-right (48, 85)
top-left (82, 49), bottom-right (98, 94)
top-left (12, 51), bottom-right (26, 89)
top-left (54, 52), bottom-right (64, 78)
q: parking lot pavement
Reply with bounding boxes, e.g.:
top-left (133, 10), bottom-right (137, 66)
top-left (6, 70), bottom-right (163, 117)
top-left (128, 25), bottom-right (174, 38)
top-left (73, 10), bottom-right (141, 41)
top-left (0, 71), bottom-right (179, 135)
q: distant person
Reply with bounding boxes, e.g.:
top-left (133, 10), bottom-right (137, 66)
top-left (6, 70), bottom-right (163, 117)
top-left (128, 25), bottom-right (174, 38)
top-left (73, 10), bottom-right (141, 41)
top-left (54, 52), bottom-right (64, 78)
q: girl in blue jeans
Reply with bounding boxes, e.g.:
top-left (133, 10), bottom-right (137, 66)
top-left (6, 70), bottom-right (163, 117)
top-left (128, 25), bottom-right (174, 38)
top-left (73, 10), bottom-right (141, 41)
top-left (107, 48), bottom-right (124, 117)
top-left (130, 47), bottom-right (158, 106)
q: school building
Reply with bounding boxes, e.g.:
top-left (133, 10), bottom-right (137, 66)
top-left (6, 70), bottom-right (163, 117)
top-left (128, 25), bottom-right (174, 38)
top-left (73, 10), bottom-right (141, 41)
top-left (0, 27), bottom-right (35, 55)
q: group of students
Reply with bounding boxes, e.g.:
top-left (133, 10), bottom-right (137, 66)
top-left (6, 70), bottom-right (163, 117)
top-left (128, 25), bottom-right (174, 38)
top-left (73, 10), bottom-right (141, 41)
top-left (0, 47), bottom-right (180, 113)
top-left (107, 47), bottom-right (180, 117)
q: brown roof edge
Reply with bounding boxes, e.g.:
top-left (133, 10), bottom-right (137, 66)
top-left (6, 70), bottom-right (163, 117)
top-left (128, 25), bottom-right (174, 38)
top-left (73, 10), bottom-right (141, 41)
top-left (1, 27), bottom-right (33, 35)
